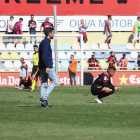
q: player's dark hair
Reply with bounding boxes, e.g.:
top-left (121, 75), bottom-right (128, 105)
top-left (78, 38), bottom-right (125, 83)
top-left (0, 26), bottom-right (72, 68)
top-left (108, 15), bottom-right (111, 19)
top-left (19, 18), bottom-right (23, 21)
top-left (33, 45), bottom-right (38, 48)
top-left (137, 16), bottom-right (140, 20)
top-left (71, 55), bottom-right (74, 57)
top-left (107, 66), bottom-right (116, 72)
top-left (110, 51), bottom-right (113, 54)
top-left (31, 14), bottom-right (34, 17)
top-left (45, 27), bottom-right (54, 37)
top-left (20, 57), bottom-right (24, 61)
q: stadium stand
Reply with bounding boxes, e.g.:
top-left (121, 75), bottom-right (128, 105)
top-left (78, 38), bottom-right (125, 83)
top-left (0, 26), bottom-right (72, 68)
top-left (7, 43), bottom-right (16, 51)
top-left (20, 52), bottom-right (29, 59)
top-left (16, 43), bottom-right (25, 51)
top-left (0, 41), bottom-right (139, 70)
top-left (99, 60), bottom-right (108, 69)
top-left (14, 61), bottom-right (21, 68)
top-left (25, 44), bottom-right (33, 51)
top-left (83, 43), bottom-right (90, 51)
top-left (90, 43), bottom-right (100, 51)
top-left (1, 52), bottom-right (11, 60)
top-left (100, 43), bottom-right (109, 51)
top-left (11, 52), bottom-right (20, 60)
top-left (0, 43), bottom-right (6, 51)
top-left (4, 61), bottom-right (14, 68)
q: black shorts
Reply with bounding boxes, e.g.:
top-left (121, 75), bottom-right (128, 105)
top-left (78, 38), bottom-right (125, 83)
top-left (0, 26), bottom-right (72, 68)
top-left (69, 71), bottom-right (76, 78)
top-left (91, 86), bottom-right (103, 96)
top-left (32, 66), bottom-right (40, 76)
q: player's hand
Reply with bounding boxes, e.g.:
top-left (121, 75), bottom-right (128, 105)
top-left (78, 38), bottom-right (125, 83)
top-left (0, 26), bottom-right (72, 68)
top-left (115, 87), bottom-right (121, 91)
top-left (41, 31), bottom-right (44, 34)
top-left (103, 32), bottom-right (105, 35)
top-left (37, 67), bottom-right (39, 70)
top-left (110, 33), bottom-right (112, 36)
top-left (46, 68), bottom-right (50, 74)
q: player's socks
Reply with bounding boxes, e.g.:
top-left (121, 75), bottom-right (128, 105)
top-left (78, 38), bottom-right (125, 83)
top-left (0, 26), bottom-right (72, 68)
top-left (32, 80), bottom-right (36, 90)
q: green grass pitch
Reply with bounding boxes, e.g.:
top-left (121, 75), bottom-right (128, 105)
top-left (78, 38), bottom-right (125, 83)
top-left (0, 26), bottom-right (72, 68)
top-left (0, 86), bottom-right (140, 140)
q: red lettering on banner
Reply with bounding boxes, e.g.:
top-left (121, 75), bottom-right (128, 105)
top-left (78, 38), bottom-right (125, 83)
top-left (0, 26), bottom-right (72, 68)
top-left (1, 0), bottom-right (138, 15)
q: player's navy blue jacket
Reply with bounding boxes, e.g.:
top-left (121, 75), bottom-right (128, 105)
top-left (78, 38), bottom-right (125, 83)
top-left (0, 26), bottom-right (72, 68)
top-left (39, 37), bottom-right (53, 69)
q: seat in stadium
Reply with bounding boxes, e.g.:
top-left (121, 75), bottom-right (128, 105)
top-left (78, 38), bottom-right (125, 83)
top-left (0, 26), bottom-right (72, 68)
top-left (127, 63), bottom-right (134, 70)
top-left (10, 52), bottom-right (20, 60)
top-left (20, 52), bottom-right (29, 59)
top-left (7, 43), bottom-right (16, 51)
top-left (61, 60), bottom-right (69, 68)
top-left (99, 60), bottom-right (108, 69)
top-left (126, 43), bottom-right (135, 50)
top-left (1, 52), bottom-right (11, 59)
top-left (16, 43), bottom-right (25, 51)
top-left (58, 52), bottom-right (66, 59)
top-left (25, 61), bottom-right (33, 68)
top-left (0, 43), bottom-right (6, 51)
top-left (57, 44), bottom-right (63, 51)
top-left (63, 43), bottom-right (72, 51)
top-left (83, 43), bottom-right (91, 51)
top-left (25, 44), bottom-right (33, 51)
top-left (80, 60), bottom-right (88, 69)
top-left (130, 51), bottom-right (138, 59)
top-left (100, 43), bottom-right (109, 51)
top-left (58, 62), bottom-right (62, 68)
top-left (4, 61), bottom-right (14, 68)
top-left (0, 61), bottom-right (3, 67)
top-left (95, 52), bottom-right (104, 59)
top-left (85, 52), bottom-right (93, 59)
top-left (90, 43), bottom-right (100, 51)
top-left (29, 52), bottom-right (34, 59)
top-left (115, 54), bottom-right (123, 61)
top-left (104, 51), bottom-right (110, 59)
top-left (72, 43), bottom-right (80, 51)
top-left (135, 43), bottom-right (140, 50)
top-left (76, 52), bottom-right (85, 59)
top-left (14, 61), bottom-right (21, 68)
top-left (67, 52), bottom-right (75, 59)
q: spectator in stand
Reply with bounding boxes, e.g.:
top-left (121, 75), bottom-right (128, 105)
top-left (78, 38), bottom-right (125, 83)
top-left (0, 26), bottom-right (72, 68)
top-left (78, 19), bottom-right (88, 43)
top-left (119, 53), bottom-right (128, 70)
top-left (68, 55), bottom-right (78, 86)
top-left (134, 16), bottom-right (140, 47)
top-left (108, 51), bottom-right (117, 67)
top-left (104, 15), bottom-right (112, 49)
top-left (7, 15), bottom-right (14, 43)
top-left (134, 55), bottom-right (140, 70)
top-left (28, 15), bottom-right (37, 44)
top-left (95, 60), bottom-right (102, 70)
top-left (40, 17), bottom-right (53, 34)
top-left (15, 18), bottom-right (23, 43)
top-left (88, 55), bottom-right (97, 70)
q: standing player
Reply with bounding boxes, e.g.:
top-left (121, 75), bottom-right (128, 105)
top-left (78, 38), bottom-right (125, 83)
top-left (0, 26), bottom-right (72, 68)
top-left (108, 51), bottom-right (117, 67)
top-left (40, 17), bottom-right (53, 34)
top-left (19, 57), bottom-right (29, 88)
top-left (91, 67), bottom-right (121, 103)
top-left (68, 55), bottom-right (78, 86)
top-left (28, 45), bottom-right (40, 92)
top-left (134, 16), bottom-right (140, 47)
top-left (88, 54), bottom-right (97, 70)
top-left (39, 28), bottom-right (58, 107)
top-left (104, 15), bottom-right (112, 49)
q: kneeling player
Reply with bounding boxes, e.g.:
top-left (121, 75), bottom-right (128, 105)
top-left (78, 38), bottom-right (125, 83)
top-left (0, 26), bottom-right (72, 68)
top-left (91, 67), bottom-right (121, 103)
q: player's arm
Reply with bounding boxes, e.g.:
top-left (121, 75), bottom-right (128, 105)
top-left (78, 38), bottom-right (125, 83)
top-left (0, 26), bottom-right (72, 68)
top-left (108, 24), bottom-right (112, 36)
top-left (79, 24), bottom-right (83, 29)
top-left (40, 23), bottom-right (44, 34)
top-left (88, 59), bottom-right (90, 69)
top-left (10, 22), bottom-right (13, 30)
top-left (138, 23), bottom-right (140, 29)
top-left (124, 58), bottom-right (128, 67)
top-left (108, 57), bottom-right (112, 64)
top-left (68, 61), bottom-right (72, 71)
top-left (35, 21), bottom-right (37, 28)
top-left (84, 24), bottom-right (88, 29)
top-left (119, 58), bottom-right (121, 66)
